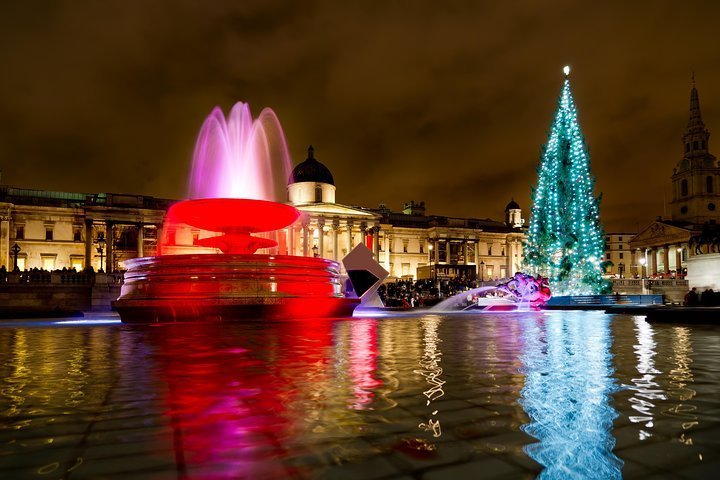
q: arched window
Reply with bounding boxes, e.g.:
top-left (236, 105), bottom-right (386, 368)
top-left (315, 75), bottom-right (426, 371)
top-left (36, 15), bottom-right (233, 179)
top-left (315, 185), bottom-right (323, 203)
top-left (708, 176), bottom-right (714, 193)
top-left (681, 179), bottom-right (688, 197)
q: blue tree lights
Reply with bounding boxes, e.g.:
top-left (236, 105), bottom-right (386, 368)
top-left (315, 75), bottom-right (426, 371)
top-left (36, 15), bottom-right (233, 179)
top-left (524, 67), bottom-right (609, 295)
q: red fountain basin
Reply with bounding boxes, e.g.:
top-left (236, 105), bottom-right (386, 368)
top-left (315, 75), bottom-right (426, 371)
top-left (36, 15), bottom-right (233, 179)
top-left (169, 198), bottom-right (301, 254)
top-left (113, 254), bottom-right (359, 322)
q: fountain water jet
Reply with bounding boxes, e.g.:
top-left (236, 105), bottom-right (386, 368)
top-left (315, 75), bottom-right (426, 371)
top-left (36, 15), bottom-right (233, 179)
top-left (114, 102), bottom-right (359, 322)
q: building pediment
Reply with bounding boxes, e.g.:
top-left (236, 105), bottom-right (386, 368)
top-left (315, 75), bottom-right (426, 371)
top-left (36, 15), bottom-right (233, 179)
top-left (295, 202), bottom-right (380, 220)
top-left (629, 221), bottom-right (693, 249)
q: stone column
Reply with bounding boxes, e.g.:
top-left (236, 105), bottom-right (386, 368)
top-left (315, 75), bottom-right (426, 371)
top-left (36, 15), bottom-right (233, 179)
top-left (317, 218), bottom-right (325, 258)
top-left (445, 241), bottom-right (451, 263)
top-left (346, 220), bottom-right (353, 256)
top-left (667, 244), bottom-right (676, 272)
top-left (287, 226), bottom-right (294, 256)
top-left (332, 220), bottom-right (339, 261)
top-left (372, 225), bottom-right (380, 258)
top-left (383, 233), bottom-right (391, 272)
top-left (105, 221), bottom-right (114, 273)
top-left (662, 246), bottom-right (670, 274)
top-left (463, 240), bottom-right (468, 265)
top-left (506, 240), bottom-right (514, 276)
top-left (302, 222), bottom-right (309, 257)
top-left (85, 219), bottom-right (94, 269)
top-left (137, 224), bottom-right (144, 258)
top-left (434, 239), bottom-right (439, 263)
top-left (648, 248), bottom-right (657, 276)
top-left (360, 222), bottom-right (368, 247)
top-left (155, 223), bottom-right (163, 256)
top-left (0, 213), bottom-right (10, 270)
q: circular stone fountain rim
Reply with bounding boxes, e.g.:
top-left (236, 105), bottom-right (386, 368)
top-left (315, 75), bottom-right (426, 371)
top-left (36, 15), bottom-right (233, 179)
top-left (169, 198), bottom-right (300, 233)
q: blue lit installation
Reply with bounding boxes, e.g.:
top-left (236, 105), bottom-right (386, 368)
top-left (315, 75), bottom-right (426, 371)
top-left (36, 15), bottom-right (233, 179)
top-left (519, 314), bottom-right (623, 479)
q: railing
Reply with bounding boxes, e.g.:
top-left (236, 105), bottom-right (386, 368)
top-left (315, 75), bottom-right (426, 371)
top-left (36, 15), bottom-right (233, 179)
top-left (0, 271), bottom-right (102, 286)
top-left (612, 278), bottom-right (689, 289)
top-left (547, 294), bottom-right (664, 306)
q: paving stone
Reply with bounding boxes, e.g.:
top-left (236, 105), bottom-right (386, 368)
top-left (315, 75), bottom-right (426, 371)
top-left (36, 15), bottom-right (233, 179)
top-left (421, 457), bottom-right (523, 480)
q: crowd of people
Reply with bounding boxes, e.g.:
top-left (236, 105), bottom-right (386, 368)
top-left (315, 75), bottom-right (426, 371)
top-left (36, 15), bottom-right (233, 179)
top-left (684, 287), bottom-right (720, 306)
top-left (377, 277), bottom-right (488, 308)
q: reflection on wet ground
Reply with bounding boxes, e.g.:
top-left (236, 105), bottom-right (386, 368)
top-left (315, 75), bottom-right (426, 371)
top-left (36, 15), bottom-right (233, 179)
top-left (1, 312), bottom-right (719, 479)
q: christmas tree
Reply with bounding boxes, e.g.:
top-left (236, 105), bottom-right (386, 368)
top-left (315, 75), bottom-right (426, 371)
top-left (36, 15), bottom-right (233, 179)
top-left (523, 67), bottom-right (609, 295)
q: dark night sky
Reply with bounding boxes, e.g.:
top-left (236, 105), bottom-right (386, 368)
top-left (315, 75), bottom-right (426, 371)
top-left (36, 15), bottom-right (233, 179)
top-left (1, 1), bottom-right (720, 232)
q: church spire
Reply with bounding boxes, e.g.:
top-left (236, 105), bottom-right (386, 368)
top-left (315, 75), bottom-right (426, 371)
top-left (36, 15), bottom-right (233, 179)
top-left (687, 74), bottom-right (706, 132)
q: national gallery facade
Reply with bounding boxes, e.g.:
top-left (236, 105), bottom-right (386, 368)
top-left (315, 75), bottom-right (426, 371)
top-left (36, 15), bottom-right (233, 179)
top-left (0, 146), bottom-right (526, 281)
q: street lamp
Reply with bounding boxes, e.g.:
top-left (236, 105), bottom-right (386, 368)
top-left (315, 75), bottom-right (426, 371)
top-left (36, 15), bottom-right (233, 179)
top-left (10, 243), bottom-right (21, 272)
top-left (480, 260), bottom-right (485, 283)
top-left (312, 244), bottom-right (319, 258)
top-left (639, 257), bottom-right (646, 278)
top-left (96, 232), bottom-right (106, 273)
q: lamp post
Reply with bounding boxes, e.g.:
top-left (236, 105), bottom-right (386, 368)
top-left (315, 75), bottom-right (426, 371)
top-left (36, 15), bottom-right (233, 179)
top-left (480, 260), bottom-right (485, 284)
top-left (312, 244), bottom-right (319, 258)
top-left (428, 243), bottom-right (434, 289)
top-left (10, 243), bottom-right (21, 272)
top-left (96, 232), bottom-right (106, 273)
top-left (639, 256), bottom-right (646, 278)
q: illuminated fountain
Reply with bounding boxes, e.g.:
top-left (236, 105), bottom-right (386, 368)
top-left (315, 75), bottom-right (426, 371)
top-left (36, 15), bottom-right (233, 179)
top-left (114, 103), bottom-right (359, 322)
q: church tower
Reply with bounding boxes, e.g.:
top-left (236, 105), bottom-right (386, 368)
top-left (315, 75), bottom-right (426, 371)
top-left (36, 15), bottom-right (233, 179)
top-left (670, 76), bottom-right (720, 223)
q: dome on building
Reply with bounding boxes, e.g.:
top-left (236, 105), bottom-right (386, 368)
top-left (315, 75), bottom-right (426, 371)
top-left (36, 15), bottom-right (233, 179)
top-left (289, 146), bottom-right (335, 186)
top-left (505, 198), bottom-right (520, 211)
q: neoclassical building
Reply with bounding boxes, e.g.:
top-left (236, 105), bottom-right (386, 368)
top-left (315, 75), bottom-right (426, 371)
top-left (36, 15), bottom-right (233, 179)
top-left (285, 146), bottom-right (526, 281)
top-left (1, 146), bottom-right (526, 281)
top-left (629, 79), bottom-right (720, 275)
top-left (0, 186), bottom-right (169, 272)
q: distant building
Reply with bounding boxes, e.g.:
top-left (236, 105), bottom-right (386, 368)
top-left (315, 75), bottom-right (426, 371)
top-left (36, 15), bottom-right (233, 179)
top-left (286, 146), bottom-right (526, 281)
top-left (1, 146), bottom-right (526, 280)
top-left (630, 78), bottom-right (720, 275)
top-left (604, 233), bottom-right (636, 277)
top-left (0, 186), bottom-right (169, 271)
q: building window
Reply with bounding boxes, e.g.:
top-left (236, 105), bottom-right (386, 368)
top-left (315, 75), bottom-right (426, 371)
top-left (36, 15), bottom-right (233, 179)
top-left (681, 179), bottom-right (688, 197)
top-left (707, 176), bottom-right (714, 193)
top-left (606, 253), bottom-right (611, 260)
top-left (619, 252), bottom-right (624, 259)
top-left (420, 243), bottom-right (424, 254)
top-left (70, 256), bottom-right (84, 271)
top-left (693, 141), bottom-right (699, 150)
top-left (709, 203), bottom-right (716, 211)
top-left (681, 205), bottom-right (688, 214)
top-left (619, 236), bottom-right (622, 242)
top-left (15, 226), bottom-right (24, 240)
top-left (45, 228), bottom-right (54, 241)
top-left (701, 140), bottom-right (706, 149)
top-left (403, 240), bottom-right (408, 253)
top-left (41, 254), bottom-right (56, 271)
top-left (488, 246), bottom-right (492, 256)
top-left (73, 229), bottom-right (82, 242)
top-left (315, 185), bottom-right (323, 203)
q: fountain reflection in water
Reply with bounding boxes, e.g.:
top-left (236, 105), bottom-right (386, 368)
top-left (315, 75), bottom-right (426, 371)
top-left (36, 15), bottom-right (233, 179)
top-left (519, 314), bottom-right (623, 479)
